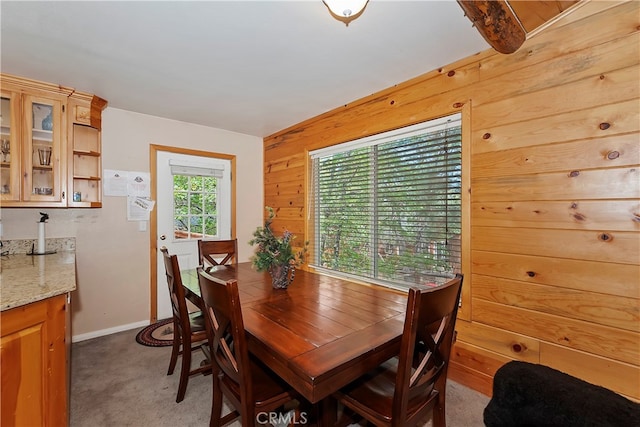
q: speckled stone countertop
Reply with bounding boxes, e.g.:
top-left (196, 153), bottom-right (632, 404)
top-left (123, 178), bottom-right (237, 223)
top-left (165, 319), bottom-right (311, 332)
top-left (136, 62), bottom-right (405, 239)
top-left (0, 250), bottom-right (76, 311)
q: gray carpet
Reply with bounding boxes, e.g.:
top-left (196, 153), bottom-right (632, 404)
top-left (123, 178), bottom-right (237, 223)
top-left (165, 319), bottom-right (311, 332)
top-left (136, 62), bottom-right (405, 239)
top-left (70, 328), bottom-right (490, 426)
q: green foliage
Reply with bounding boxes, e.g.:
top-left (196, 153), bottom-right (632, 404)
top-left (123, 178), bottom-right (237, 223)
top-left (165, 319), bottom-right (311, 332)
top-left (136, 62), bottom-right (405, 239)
top-left (249, 207), bottom-right (308, 272)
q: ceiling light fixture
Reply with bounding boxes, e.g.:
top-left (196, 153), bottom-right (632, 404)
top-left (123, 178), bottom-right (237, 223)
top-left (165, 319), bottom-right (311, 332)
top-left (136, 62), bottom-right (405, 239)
top-left (323, 0), bottom-right (369, 26)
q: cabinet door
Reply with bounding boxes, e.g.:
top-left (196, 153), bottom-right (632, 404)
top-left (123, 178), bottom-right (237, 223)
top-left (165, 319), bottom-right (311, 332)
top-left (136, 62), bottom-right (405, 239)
top-left (0, 295), bottom-right (68, 426)
top-left (0, 90), bottom-right (22, 201)
top-left (22, 94), bottom-right (66, 205)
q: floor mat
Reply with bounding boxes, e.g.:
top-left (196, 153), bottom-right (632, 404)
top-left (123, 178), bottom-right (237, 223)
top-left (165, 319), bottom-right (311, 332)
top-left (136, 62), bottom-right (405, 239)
top-left (135, 318), bottom-right (174, 347)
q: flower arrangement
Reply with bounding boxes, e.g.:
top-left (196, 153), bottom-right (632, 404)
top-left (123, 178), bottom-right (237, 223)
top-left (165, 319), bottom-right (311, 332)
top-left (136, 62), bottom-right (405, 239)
top-left (249, 207), bottom-right (308, 288)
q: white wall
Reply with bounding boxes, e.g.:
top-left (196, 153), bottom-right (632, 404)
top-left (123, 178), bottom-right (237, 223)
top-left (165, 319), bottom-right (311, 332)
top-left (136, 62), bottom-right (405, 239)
top-left (0, 107), bottom-right (264, 339)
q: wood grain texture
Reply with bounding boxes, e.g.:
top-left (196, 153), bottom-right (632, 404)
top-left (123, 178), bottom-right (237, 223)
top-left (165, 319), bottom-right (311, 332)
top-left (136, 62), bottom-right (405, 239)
top-left (472, 274), bottom-right (640, 332)
top-left (472, 252), bottom-right (640, 298)
top-left (471, 200), bottom-right (640, 231)
top-left (0, 295), bottom-right (68, 426)
top-left (473, 298), bottom-right (639, 365)
top-left (184, 263), bottom-right (406, 403)
top-left (262, 2), bottom-right (640, 398)
top-left (457, 0), bottom-right (526, 54)
top-left (539, 341), bottom-right (640, 400)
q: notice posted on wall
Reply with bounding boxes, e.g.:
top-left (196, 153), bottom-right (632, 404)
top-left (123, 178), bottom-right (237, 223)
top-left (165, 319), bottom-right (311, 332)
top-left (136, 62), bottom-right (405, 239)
top-left (127, 196), bottom-right (155, 221)
top-left (104, 169), bottom-right (155, 221)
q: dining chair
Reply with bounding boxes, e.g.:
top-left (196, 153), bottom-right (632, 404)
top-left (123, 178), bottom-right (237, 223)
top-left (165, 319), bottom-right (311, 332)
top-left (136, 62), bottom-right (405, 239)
top-left (197, 267), bottom-right (301, 427)
top-left (198, 238), bottom-right (238, 268)
top-left (331, 274), bottom-right (464, 427)
top-left (160, 247), bottom-right (211, 403)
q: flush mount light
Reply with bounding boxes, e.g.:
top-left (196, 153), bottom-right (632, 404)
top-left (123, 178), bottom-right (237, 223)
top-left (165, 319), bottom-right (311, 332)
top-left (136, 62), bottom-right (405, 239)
top-left (323, 0), bottom-right (369, 26)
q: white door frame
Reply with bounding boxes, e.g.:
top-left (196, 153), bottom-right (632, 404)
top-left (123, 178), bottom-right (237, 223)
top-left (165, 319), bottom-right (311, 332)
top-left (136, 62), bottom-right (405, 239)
top-left (149, 144), bottom-right (236, 322)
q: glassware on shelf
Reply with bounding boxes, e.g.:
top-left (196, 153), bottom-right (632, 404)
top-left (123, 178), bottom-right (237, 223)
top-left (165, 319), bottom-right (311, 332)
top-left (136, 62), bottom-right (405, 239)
top-left (1, 139), bottom-right (9, 163)
top-left (38, 147), bottom-right (52, 166)
top-left (41, 112), bottom-right (53, 131)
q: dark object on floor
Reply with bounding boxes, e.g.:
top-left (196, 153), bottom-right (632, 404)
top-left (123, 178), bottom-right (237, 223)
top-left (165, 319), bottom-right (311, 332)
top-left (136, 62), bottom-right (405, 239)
top-left (483, 361), bottom-right (640, 427)
top-left (135, 318), bottom-right (174, 347)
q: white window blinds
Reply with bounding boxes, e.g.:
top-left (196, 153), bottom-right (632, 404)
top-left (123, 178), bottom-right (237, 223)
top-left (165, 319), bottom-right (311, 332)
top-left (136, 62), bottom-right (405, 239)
top-left (310, 113), bottom-right (462, 289)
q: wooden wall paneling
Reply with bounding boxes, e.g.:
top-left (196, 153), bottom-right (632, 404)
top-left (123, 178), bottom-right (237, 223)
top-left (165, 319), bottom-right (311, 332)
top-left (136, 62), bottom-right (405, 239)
top-left (473, 32), bottom-right (639, 107)
top-left (265, 57), bottom-right (486, 148)
top-left (471, 228), bottom-right (639, 264)
top-left (472, 299), bottom-right (639, 365)
top-left (472, 274), bottom-right (639, 332)
top-left (471, 200), bottom-right (640, 231)
top-left (447, 359), bottom-right (494, 397)
top-left (449, 340), bottom-right (513, 396)
top-left (508, 0), bottom-right (579, 33)
top-left (450, 340), bottom-right (514, 377)
top-left (538, 0), bottom-right (633, 33)
top-left (456, 319), bottom-right (540, 362)
top-left (265, 68), bottom-right (480, 155)
top-left (266, 152), bottom-right (305, 174)
top-left (262, 2), bottom-right (640, 396)
top-left (477, 1), bottom-right (639, 82)
top-left (264, 180), bottom-right (304, 197)
top-left (472, 168), bottom-right (639, 201)
top-left (473, 65), bottom-right (639, 130)
top-left (472, 99), bottom-right (640, 154)
top-left (473, 135), bottom-right (639, 178)
top-left (472, 252), bottom-right (640, 298)
top-left (539, 341), bottom-right (640, 400)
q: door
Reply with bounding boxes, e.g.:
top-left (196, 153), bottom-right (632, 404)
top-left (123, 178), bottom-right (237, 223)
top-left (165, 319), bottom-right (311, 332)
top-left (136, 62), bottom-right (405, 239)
top-left (156, 150), bottom-right (231, 320)
top-left (23, 94), bottom-right (65, 204)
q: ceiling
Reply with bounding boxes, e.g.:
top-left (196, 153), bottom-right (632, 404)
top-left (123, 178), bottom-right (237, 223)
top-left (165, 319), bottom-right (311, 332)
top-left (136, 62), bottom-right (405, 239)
top-left (1, 1), bottom-right (490, 138)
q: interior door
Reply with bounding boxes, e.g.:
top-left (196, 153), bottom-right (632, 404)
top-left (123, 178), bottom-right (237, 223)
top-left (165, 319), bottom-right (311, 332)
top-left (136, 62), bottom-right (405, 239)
top-left (156, 150), bottom-right (231, 320)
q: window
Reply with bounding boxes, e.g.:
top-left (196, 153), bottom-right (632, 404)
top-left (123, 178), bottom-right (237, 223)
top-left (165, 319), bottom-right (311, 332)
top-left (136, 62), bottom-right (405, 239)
top-left (170, 160), bottom-right (229, 240)
top-left (310, 113), bottom-right (461, 289)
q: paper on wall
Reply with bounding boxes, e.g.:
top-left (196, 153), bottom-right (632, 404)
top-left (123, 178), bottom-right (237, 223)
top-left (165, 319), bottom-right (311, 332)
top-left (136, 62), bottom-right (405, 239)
top-left (103, 169), bottom-right (128, 196)
top-left (127, 196), bottom-right (155, 221)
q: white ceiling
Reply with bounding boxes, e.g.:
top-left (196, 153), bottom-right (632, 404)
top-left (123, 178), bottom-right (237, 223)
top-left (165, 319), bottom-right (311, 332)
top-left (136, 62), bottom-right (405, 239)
top-left (1, 0), bottom-right (489, 138)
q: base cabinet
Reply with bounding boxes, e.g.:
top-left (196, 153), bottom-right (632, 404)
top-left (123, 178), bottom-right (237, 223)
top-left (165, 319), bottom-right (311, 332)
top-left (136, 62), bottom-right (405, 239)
top-left (1, 294), bottom-right (69, 426)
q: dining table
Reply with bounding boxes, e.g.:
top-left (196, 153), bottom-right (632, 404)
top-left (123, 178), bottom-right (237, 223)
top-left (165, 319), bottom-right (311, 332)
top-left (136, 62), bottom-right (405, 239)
top-left (180, 261), bottom-right (408, 422)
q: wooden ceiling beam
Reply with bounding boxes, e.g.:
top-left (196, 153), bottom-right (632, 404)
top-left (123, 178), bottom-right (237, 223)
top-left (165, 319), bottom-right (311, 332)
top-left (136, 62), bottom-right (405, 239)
top-left (457, 0), bottom-right (527, 54)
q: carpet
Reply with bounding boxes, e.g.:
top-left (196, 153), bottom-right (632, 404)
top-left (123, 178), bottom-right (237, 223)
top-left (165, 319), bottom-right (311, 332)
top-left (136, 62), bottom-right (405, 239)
top-left (135, 318), bottom-right (174, 347)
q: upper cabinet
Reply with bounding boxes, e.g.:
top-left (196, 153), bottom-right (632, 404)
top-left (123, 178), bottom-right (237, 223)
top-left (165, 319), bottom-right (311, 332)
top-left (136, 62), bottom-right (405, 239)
top-left (67, 93), bottom-right (108, 208)
top-left (0, 74), bottom-right (107, 208)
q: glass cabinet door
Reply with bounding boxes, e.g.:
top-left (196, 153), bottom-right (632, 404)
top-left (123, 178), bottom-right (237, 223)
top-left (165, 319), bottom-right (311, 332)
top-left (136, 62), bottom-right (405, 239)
top-left (23, 94), bottom-right (64, 203)
top-left (0, 91), bottom-right (21, 201)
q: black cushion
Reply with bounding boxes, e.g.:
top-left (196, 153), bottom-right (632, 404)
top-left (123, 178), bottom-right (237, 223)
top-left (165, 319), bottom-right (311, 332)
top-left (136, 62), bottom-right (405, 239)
top-left (483, 361), bottom-right (640, 427)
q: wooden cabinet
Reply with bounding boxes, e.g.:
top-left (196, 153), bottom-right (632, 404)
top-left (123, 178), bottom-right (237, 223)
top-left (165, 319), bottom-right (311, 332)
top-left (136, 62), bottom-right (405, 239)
top-left (0, 294), bottom-right (69, 426)
top-left (68, 93), bottom-right (107, 207)
top-left (0, 74), bottom-right (107, 208)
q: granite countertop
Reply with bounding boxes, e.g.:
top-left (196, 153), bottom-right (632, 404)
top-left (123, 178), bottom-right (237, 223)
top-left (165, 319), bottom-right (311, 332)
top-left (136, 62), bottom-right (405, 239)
top-left (0, 251), bottom-right (76, 311)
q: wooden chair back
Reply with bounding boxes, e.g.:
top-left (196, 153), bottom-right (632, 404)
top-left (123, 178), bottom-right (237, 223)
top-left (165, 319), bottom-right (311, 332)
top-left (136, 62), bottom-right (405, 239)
top-left (160, 247), bottom-right (210, 403)
top-left (198, 238), bottom-right (238, 268)
top-left (393, 274), bottom-right (464, 425)
top-left (161, 247), bottom-right (190, 332)
top-left (197, 267), bottom-right (253, 415)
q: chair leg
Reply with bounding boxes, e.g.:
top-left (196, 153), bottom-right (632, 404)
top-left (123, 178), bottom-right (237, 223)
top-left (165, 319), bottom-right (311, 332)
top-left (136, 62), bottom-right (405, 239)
top-left (433, 395), bottom-right (446, 427)
top-left (167, 319), bottom-right (180, 375)
top-left (210, 374), bottom-right (223, 427)
top-left (176, 336), bottom-right (191, 403)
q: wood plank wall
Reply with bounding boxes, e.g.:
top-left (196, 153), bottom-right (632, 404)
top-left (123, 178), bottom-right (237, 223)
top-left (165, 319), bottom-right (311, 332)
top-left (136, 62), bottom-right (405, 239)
top-left (262, 1), bottom-right (639, 400)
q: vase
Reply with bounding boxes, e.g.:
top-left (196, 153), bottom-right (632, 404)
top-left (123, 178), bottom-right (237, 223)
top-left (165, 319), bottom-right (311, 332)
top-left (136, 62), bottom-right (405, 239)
top-left (269, 264), bottom-right (295, 289)
top-left (41, 112), bottom-right (53, 131)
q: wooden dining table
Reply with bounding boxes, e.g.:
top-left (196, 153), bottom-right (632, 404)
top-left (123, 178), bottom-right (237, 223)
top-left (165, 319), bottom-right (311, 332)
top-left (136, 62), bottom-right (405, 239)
top-left (181, 262), bottom-right (408, 420)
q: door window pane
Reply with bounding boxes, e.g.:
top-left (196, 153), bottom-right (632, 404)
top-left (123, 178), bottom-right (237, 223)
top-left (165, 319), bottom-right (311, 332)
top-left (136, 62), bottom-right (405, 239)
top-left (172, 174), bottom-right (218, 240)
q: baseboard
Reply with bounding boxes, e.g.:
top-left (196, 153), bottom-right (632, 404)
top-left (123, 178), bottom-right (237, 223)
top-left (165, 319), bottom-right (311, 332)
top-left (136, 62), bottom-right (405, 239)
top-left (72, 320), bottom-right (150, 343)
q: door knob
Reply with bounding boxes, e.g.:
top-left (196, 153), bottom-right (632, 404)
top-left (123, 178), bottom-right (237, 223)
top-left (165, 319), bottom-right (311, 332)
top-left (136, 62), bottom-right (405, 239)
top-left (160, 234), bottom-right (166, 240)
